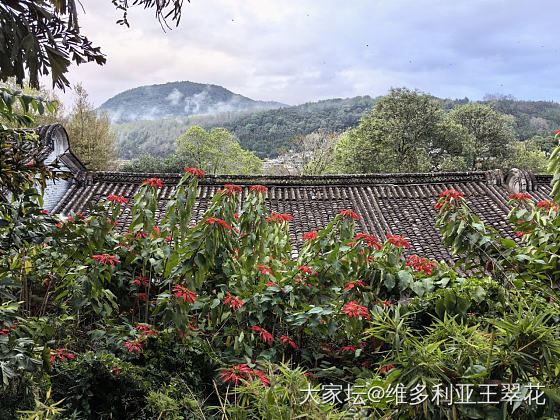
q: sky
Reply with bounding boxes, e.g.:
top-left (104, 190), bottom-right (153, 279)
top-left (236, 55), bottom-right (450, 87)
top-left (54, 0), bottom-right (560, 109)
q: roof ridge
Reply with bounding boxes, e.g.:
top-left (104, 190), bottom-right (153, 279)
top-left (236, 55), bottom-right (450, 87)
top-left (91, 170), bottom-right (498, 186)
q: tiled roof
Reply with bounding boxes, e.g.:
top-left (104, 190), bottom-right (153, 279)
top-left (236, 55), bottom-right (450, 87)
top-left (51, 170), bottom-right (553, 267)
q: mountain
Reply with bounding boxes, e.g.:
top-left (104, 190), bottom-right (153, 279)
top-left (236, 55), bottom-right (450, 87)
top-left (98, 81), bottom-right (286, 123)
top-left (112, 96), bottom-right (376, 159)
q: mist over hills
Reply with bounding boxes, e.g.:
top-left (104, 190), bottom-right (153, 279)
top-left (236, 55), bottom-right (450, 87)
top-left (102, 81), bottom-right (560, 161)
top-left (113, 95), bottom-right (376, 159)
top-left (98, 81), bottom-right (286, 123)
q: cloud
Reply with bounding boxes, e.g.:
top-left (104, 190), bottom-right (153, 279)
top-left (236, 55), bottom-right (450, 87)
top-left (51, 0), bottom-right (560, 109)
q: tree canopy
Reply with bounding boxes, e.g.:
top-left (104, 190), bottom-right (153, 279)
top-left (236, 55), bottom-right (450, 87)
top-left (0, 0), bottom-right (187, 90)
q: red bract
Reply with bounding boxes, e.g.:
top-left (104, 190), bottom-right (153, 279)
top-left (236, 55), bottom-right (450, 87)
top-left (173, 285), bottom-right (197, 304)
top-left (386, 234), bottom-right (410, 248)
top-left (379, 364), bottom-right (395, 374)
top-left (50, 347), bottom-right (75, 363)
top-left (537, 200), bottom-right (558, 211)
top-left (92, 254), bottom-right (120, 266)
top-left (221, 184), bottom-right (242, 195)
top-left (435, 189), bottom-right (464, 210)
top-left (185, 167), bottom-right (205, 178)
top-left (41, 209), bottom-right (48, 214)
top-left (132, 276), bottom-right (148, 287)
top-left (341, 345), bottom-right (356, 353)
top-left (249, 185), bottom-right (267, 194)
top-left (252, 326), bottom-right (274, 345)
top-left (124, 340), bottom-right (143, 353)
top-left (266, 281), bottom-right (285, 292)
top-left (556, 129), bottom-right (560, 135)
top-left (343, 301), bottom-right (370, 320)
top-left (142, 177), bottom-right (163, 189)
top-left (224, 293), bottom-right (244, 310)
top-left (509, 193), bottom-right (532, 201)
top-left (354, 233), bottom-right (382, 249)
top-left (218, 363), bottom-right (253, 386)
top-left (266, 212), bottom-right (294, 223)
top-left (251, 369), bottom-right (270, 387)
top-left (205, 217), bottom-right (232, 229)
top-left (107, 194), bottom-right (128, 204)
top-left (339, 209), bottom-right (359, 220)
top-left (280, 335), bottom-right (297, 349)
top-left (344, 279), bottom-right (366, 291)
top-left (406, 255), bottom-right (437, 276)
top-left (257, 264), bottom-right (273, 275)
top-left (303, 230), bottom-right (318, 241)
top-left (136, 323), bottom-right (158, 338)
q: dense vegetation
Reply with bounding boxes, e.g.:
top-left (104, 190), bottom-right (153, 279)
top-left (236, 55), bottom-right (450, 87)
top-left (113, 89), bottom-right (560, 174)
top-left (113, 96), bottom-right (376, 159)
top-left (99, 81), bottom-right (285, 124)
top-left (1, 88), bottom-right (560, 419)
top-left (122, 126), bottom-right (262, 175)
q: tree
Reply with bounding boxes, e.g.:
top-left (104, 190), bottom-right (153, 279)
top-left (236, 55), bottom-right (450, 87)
top-left (287, 129), bottom-right (340, 175)
top-left (174, 126), bottom-right (262, 174)
top-left (332, 88), bottom-right (472, 174)
top-left (0, 0), bottom-right (187, 89)
top-left (0, 78), bottom-right (64, 127)
top-left (506, 139), bottom-right (549, 174)
top-left (65, 84), bottom-right (117, 170)
top-left (449, 103), bottom-right (517, 170)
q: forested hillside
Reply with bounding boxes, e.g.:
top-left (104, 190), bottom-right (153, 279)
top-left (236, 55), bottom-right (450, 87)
top-left (440, 97), bottom-right (560, 141)
top-left (113, 96), bottom-right (376, 158)
top-left (99, 81), bottom-right (285, 124)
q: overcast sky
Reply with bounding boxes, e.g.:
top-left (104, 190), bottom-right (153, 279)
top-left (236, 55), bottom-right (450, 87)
top-left (55, 0), bottom-right (560, 108)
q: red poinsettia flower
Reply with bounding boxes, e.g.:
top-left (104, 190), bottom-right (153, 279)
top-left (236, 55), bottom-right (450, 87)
top-left (92, 254), bottom-right (120, 266)
top-left (50, 347), bottom-right (75, 363)
top-left (251, 369), bottom-right (270, 387)
top-left (266, 212), bottom-right (294, 223)
top-left (41, 209), bottom-right (48, 214)
top-left (173, 284), bottom-right (197, 304)
top-left (386, 234), bottom-right (410, 248)
top-left (218, 363), bottom-right (253, 385)
top-left (142, 177), bottom-right (163, 189)
top-left (224, 293), bottom-right (244, 310)
top-left (257, 264), bottom-right (273, 275)
top-left (354, 233), bottom-right (382, 249)
top-left (379, 364), bottom-right (395, 374)
top-left (406, 255), bottom-right (437, 276)
top-left (339, 209), bottom-right (359, 220)
top-left (249, 185), bottom-right (267, 194)
top-left (537, 200), bottom-right (558, 211)
top-left (280, 335), bottom-right (297, 349)
top-left (343, 301), bottom-right (370, 320)
top-left (107, 194), bottom-right (128, 204)
top-left (303, 230), bottom-right (318, 241)
top-left (205, 217), bottom-right (232, 230)
top-left (124, 340), bottom-right (143, 353)
top-left (434, 189), bottom-right (464, 209)
top-left (185, 168), bottom-right (205, 178)
top-left (344, 279), bottom-right (366, 291)
top-left (221, 184), bottom-right (242, 195)
top-left (252, 326), bottom-right (274, 345)
top-left (509, 193), bottom-right (532, 201)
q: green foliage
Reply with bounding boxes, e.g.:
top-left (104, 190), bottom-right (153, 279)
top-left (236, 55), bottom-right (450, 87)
top-left (449, 103), bottom-right (517, 170)
top-left (113, 96), bottom-right (375, 159)
top-left (64, 84), bottom-right (117, 170)
top-left (2, 129), bottom-right (560, 418)
top-left (332, 88), bottom-right (473, 173)
top-left (123, 125), bottom-right (262, 174)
